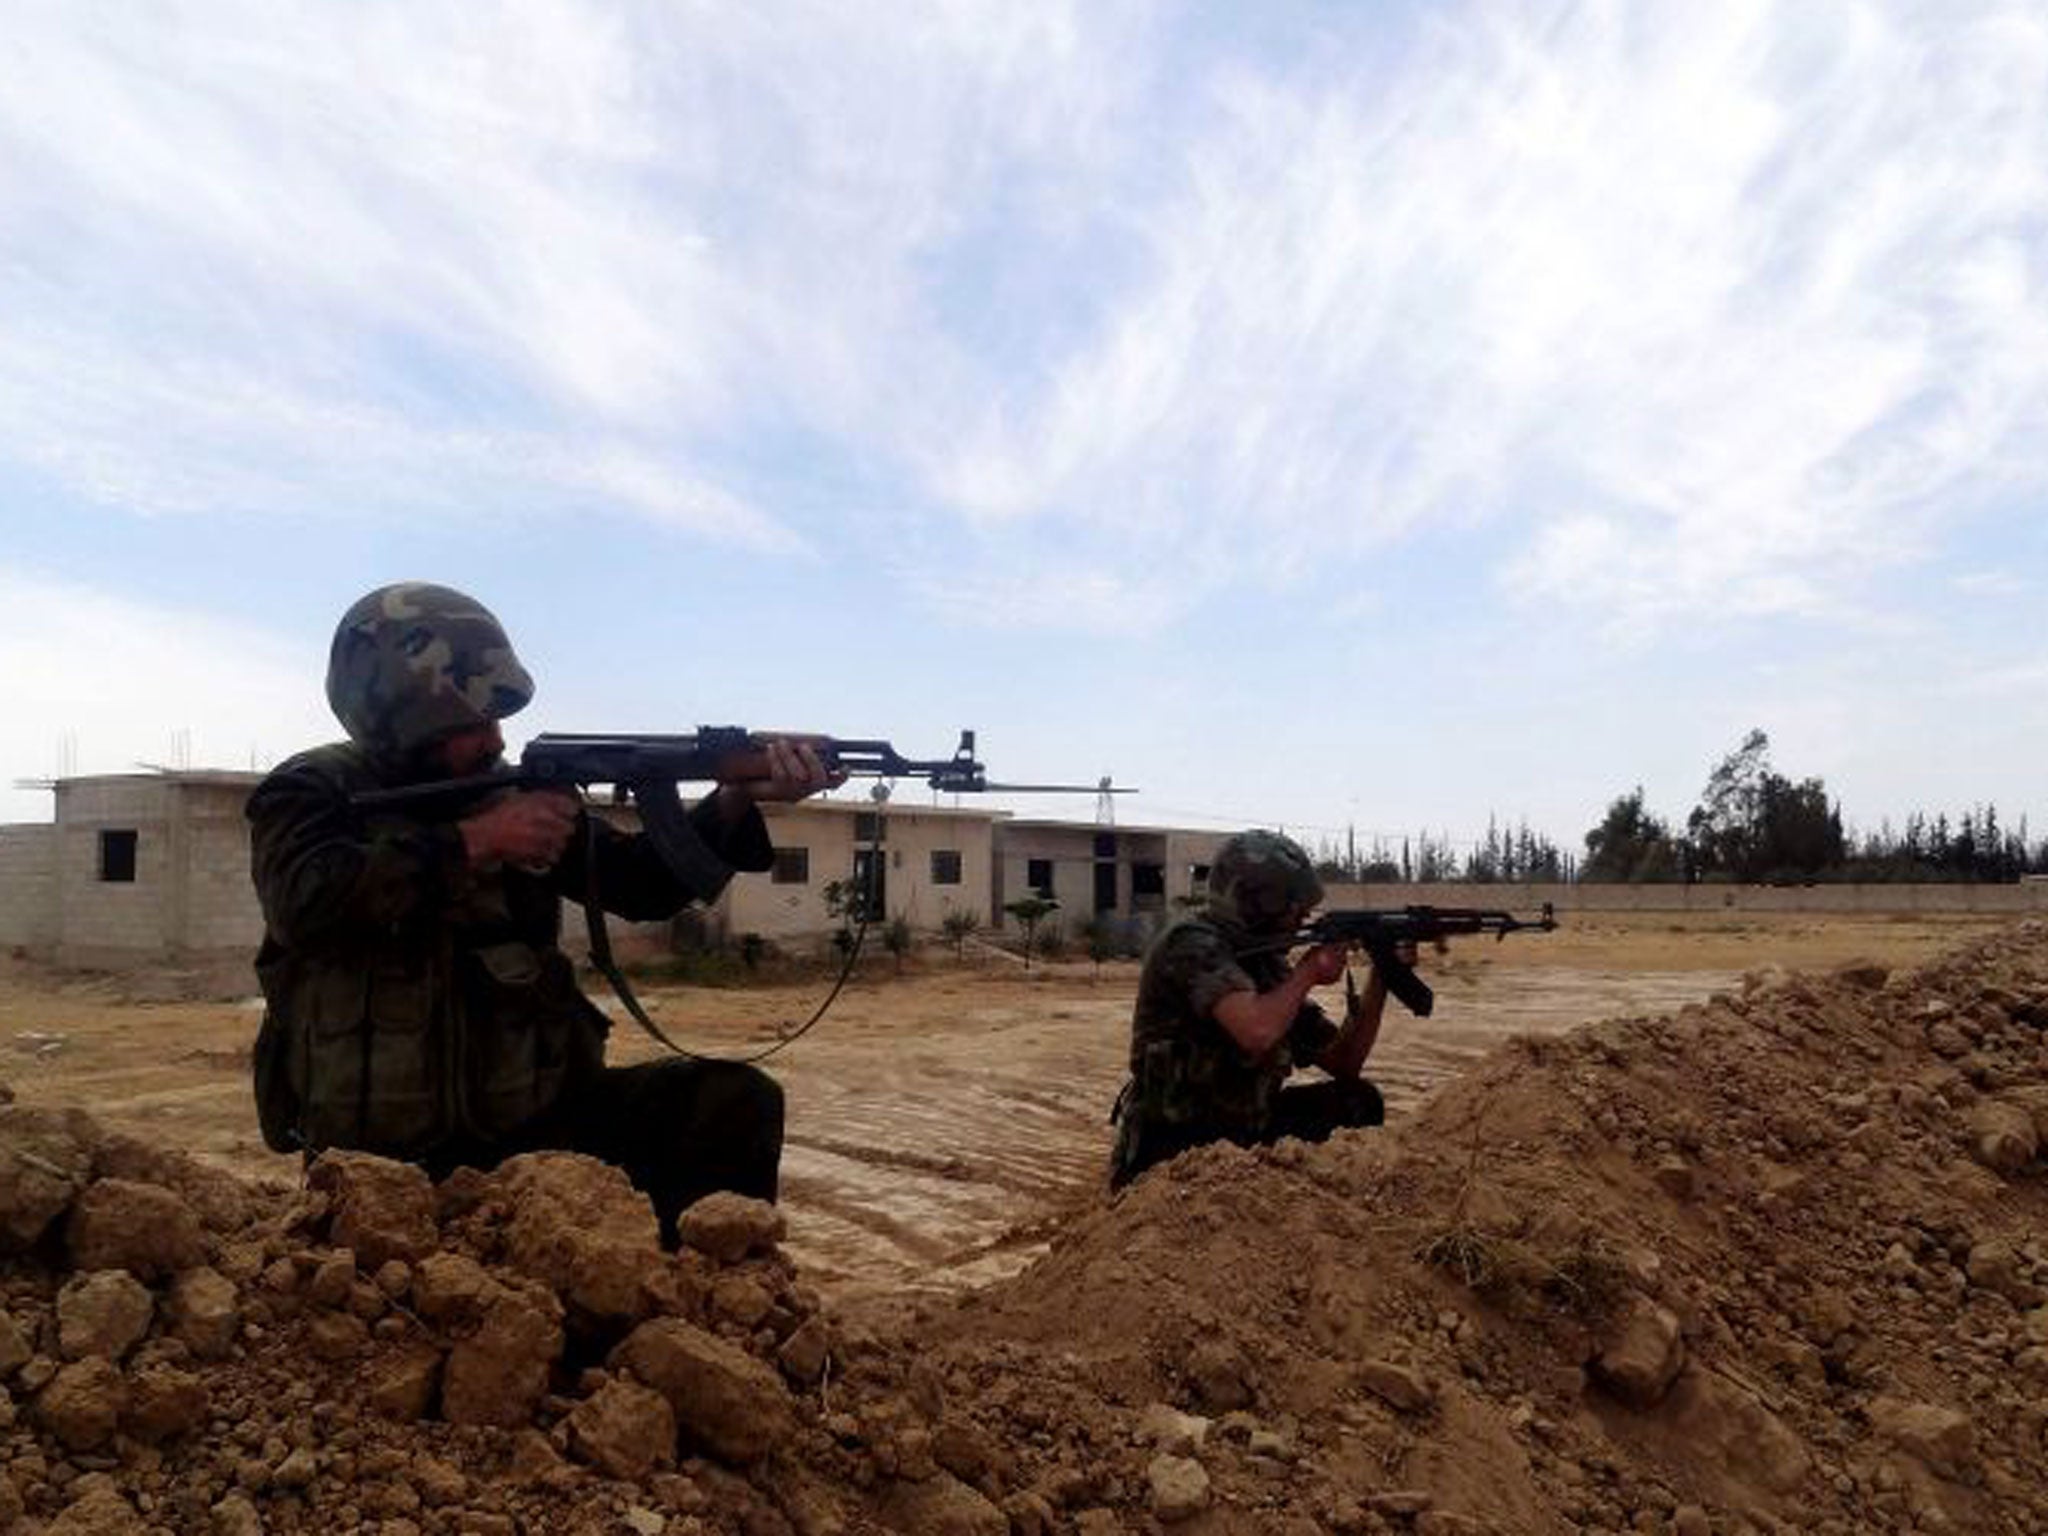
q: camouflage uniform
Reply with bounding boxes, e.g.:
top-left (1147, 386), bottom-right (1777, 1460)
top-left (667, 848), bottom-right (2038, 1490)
top-left (249, 583), bottom-right (782, 1244)
top-left (1109, 831), bottom-right (1384, 1188)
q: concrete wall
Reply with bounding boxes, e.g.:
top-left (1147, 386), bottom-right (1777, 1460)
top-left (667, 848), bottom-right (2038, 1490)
top-left (7, 776), bottom-right (1011, 964)
top-left (7, 767), bottom-right (2046, 970)
top-left (577, 798), bottom-right (1003, 956)
top-left (180, 785), bottom-right (266, 950)
top-left (0, 825), bottom-right (57, 952)
top-left (722, 801), bottom-right (997, 944)
top-left (48, 775), bottom-right (264, 967)
top-left (51, 776), bottom-right (176, 965)
top-left (992, 824), bottom-right (1229, 934)
top-left (1323, 880), bottom-right (2048, 916)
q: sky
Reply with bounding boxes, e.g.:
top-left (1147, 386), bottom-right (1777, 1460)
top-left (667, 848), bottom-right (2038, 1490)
top-left (3, 0), bottom-right (2046, 861)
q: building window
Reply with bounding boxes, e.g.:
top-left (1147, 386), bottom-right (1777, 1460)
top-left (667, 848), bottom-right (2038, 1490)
top-left (99, 830), bottom-right (138, 883)
top-left (931, 849), bottom-right (962, 885)
top-left (1190, 863), bottom-right (1211, 888)
top-left (1026, 858), bottom-right (1054, 898)
top-left (853, 812), bottom-right (887, 843)
top-left (1132, 862), bottom-right (1165, 897)
top-left (1094, 831), bottom-right (1117, 858)
top-left (771, 847), bottom-right (810, 885)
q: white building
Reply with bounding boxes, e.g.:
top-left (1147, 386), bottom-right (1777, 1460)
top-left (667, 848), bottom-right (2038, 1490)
top-left (0, 771), bottom-right (1227, 968)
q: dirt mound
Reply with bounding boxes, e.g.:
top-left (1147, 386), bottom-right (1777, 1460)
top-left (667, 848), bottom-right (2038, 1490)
top-left (909, 922), bottom-right (2048, 1535)
top-left (0, 923), bottom-right (2041, 1534)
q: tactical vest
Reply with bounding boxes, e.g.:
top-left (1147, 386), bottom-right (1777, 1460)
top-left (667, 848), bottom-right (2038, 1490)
top-left (249, 746), bottom-right (607, 1159)
top-left (1108, 917), bottom-right (1309, 1183)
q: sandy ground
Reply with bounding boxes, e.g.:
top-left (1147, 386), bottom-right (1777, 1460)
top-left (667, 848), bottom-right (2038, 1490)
top-left (0, 909), bottom-right (2006, 1303)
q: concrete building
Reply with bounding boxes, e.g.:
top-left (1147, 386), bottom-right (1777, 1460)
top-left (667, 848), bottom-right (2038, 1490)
top-left (0, 771), bottom-right (1176, 967)
top-left (0, 771), bottom-right (265, 969)
top-left (992, 819), bottom-right (1229, 942)
top-left (7, 769), bottom-right (2048, 970)
top-left (717, 796), bottom-right (1002, 946)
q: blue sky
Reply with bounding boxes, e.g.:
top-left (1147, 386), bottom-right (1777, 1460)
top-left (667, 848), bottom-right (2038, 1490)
top-left (3, 0), bottom-right (2046, 859)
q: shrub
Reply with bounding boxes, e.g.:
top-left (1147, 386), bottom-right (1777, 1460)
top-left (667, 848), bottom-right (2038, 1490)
top-left (1002, 895), bottom-right (1060, 972)
top-left (883, 915), bottom-right (914, 973)
top-left (940, 908), bottom-right (981, 961)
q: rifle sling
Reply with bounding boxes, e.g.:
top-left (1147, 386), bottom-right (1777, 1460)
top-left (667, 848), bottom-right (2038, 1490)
top-left (580, 813), bottom-right (700, 1059)
top-left (574, 805), bottom-right (872, 1066)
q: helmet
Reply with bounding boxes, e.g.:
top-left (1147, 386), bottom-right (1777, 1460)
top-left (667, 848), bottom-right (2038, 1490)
top-left (1205, 830), bottom-right (1323, 934)
top-left (325, 582), bottom-right (533, 763)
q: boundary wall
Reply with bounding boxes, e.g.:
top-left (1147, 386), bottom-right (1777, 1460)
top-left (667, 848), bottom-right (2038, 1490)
top-left (0, 826), bottom-right (57, 951)
top-left (1324, 880), bottom-right (2048, 916)
top-left (7, 764), bottom-right (2048, 971)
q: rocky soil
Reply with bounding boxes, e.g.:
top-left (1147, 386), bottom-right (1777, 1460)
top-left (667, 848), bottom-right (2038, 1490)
top-left (0, 921), bottom-right (2042, 1534)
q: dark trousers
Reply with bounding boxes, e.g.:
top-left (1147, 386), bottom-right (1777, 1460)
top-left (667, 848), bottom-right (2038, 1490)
top-left (1110, 1077), bottom-right (1384, 1191)
top-left (425, 1058), bottom-right (785, 1249)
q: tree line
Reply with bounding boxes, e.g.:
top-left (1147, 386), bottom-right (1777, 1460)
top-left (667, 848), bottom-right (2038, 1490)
top-left (1309, 819), bottom-right (1574, 886)
top-left (1303, 727), bottom-right (2044, 886)
top-left (1581, 729), bottom-right (2046, 884)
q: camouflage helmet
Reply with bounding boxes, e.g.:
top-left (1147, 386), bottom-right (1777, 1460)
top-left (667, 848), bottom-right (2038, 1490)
top-left (1205, 829), bottom-right (1323, 934)
top-left (325, 583), bottom-right (533, 762)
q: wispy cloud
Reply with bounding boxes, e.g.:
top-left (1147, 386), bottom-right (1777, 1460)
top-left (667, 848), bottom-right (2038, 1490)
top-left (1960, 657), bottom-right (2048, 698)
top-left (1950, 569), bottom-right (2031, 599)
top-left (0, 1), bottom-right (1140, 547)
top-left (2, 1), bottom-right (2044, 639)
top-left (927, 2), bottom-right (2048, 629)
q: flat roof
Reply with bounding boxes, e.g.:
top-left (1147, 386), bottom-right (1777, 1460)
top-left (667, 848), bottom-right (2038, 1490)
top-left (51, 770), bottom-right (267, 790)
top-left (997, 818), bottom-right (1228, 838)
top-left (30, 771), bottom-right (1219, 837)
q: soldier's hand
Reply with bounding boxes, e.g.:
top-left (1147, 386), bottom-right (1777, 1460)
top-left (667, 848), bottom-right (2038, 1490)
top-left (460, 789), bottom-right (578, 872)
top-left (728, 738), bottom-right (848, 804)
top-left (1298, 943), bottom-right (1349, 987)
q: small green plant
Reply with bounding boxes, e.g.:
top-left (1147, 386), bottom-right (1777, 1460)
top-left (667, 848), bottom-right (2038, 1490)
top-left (1083, 915), bottom-right (1116, 978)
top-left (882, 914), bottom-right (914, 974)
top-left (1002, 895), bottom-right (1060, 972)
top-left (940, 908), bottom-right (981, 961)
top-left (822, 878), bottom-right (858, 959)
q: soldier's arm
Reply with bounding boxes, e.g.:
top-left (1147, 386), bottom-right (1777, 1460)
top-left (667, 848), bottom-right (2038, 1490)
top-left (248, 762), bottom-right (475, 944)
top-left (1211, 944), bottom-right (1347, 1057)
top-left (1314, 941), bottom-right (1412, 1080)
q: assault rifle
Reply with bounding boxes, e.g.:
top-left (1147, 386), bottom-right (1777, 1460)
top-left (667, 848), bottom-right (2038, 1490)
top-left (1257, 903), bottom-right (1558, 1019)
top-left (350, 728), bottom-right (1125, 1062)
top-left (352, 728), bottom-right (1122, 901)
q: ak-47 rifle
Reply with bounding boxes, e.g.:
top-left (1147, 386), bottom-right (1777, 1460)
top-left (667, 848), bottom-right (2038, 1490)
top-left (1253, 903), bottom-right (1559, 1019)
top-left (354, 728), bottom-right (1120, 890)
top-left (350, 728), bottom-right (1124, 1061)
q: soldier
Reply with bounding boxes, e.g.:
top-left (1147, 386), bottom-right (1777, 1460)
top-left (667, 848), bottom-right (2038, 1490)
top-left (247, 581), bottom-right (840, 1245)
top-left (1109, 829), bottom-right (1410, 1189)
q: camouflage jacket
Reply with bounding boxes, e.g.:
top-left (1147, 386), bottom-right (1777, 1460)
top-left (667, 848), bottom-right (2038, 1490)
top-left (246, 741), bottom-right (771, 1161)
top-left (1114, 915), bottom-right (1337, 1149)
